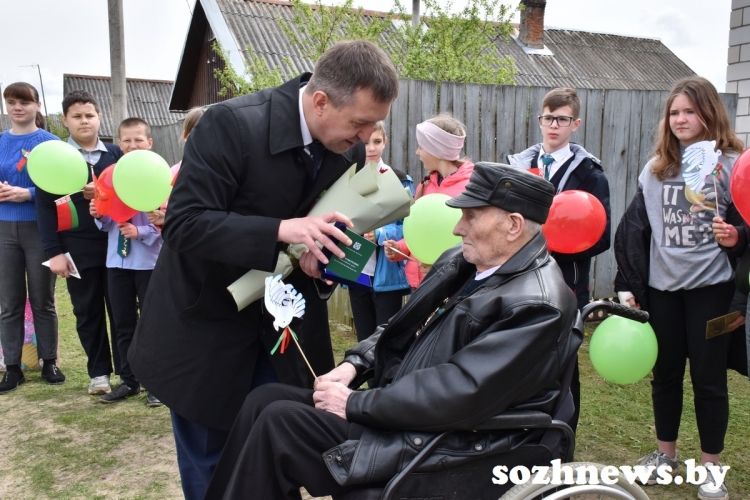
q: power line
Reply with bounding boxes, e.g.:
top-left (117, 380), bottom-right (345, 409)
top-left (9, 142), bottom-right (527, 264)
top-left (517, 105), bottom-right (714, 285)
top-left (184, 0), bottom-right (193, 15)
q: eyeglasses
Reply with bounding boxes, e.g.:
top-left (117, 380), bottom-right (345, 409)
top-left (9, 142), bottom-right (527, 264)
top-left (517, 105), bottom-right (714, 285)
top-left (538, 115), bottom-right (575, 127)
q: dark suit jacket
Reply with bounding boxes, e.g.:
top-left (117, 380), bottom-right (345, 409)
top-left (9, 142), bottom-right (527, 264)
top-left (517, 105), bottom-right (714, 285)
top-left (129, 74), bottom-right (365, 431)
top-left (35, 143), bottom-right (123, 269)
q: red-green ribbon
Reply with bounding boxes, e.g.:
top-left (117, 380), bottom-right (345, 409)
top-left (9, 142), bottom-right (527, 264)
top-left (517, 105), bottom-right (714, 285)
top-left (271, 327), bottom-right (299, 355)
top-left (16, 149), bottom-right (29, 172)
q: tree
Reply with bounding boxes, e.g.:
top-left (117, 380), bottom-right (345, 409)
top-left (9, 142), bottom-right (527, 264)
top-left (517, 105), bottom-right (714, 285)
top-left (213, 41), bottom-right (287, 97)
top-left (47, 112), bottom-right (70, 141)
top-left (280, 0), bottom-right (394, 63)
top-left (213, 0), bottom-right (517, 96)
top-left (390, 0), bottom-right (517, 85)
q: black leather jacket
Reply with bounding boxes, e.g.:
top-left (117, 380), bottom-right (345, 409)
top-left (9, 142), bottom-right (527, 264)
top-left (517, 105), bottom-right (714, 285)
top-left (324, 232), bottom-right (580, 486)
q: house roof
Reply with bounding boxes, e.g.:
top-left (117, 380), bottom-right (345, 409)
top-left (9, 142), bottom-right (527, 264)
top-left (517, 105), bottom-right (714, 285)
top-left (170, 0), bottom-right (695, 109)
top-left (63, 74), bottom-right (187, 138)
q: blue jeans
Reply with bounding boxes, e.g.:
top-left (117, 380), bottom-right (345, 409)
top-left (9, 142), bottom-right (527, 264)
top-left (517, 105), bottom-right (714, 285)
top-left (171, 349), bottom-right (279, 500)
top-left (0, 221), bottom-right (57, 365)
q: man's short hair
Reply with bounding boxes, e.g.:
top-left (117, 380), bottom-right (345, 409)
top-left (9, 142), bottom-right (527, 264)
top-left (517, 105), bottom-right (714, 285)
top-left (542, 87), bottom-right (580, 118)
top-left (62, 90), bottom-right (101, 115)
top-left (306, 40), bottom-right (399, 108)
top-left (119, 117), bottom-right (152, 138)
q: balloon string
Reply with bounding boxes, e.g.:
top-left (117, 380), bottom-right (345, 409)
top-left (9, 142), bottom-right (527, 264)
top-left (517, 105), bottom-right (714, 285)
top-left (713, 175), bottom-right (721, 220)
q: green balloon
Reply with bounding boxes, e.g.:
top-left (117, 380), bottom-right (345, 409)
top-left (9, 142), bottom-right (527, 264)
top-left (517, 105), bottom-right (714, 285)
top-left (589, 315), bottom-right (658, 385)
top-left (112, 150), bottom-right (172, 211)
top-left (27, 140), bottom-right (89, 195)
top-left (403, 193), bottom-right (462, 265)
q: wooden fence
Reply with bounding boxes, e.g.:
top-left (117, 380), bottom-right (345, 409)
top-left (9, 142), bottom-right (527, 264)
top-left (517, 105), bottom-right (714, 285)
top-left (151, 121), bottom-right (185, 166)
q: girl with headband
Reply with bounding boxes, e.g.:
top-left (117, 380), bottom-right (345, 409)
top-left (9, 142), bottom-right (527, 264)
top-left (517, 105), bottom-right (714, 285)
top-left (384, 114), bottom-right (474, 289)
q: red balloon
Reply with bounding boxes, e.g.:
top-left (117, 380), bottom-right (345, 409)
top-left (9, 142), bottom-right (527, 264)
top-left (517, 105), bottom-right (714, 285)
top-left (542, 190), bottom-right (606, 254)
top-left (731, 148), bottom-right (750, 225)
top-left (94, 165), bottom-right (137, 223)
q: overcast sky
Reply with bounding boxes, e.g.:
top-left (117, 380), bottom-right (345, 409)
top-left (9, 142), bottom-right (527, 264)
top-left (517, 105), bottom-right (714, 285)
top-left (0, 0), bottom-right (731, 115)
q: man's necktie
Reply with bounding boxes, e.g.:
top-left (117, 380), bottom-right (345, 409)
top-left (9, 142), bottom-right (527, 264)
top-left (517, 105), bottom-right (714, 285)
top-left (117, 232), bottom-right (130, 258)
top-left (308, 140), bottom-right (325, 180)
top-left (541, 154), bottom-right (554, 181)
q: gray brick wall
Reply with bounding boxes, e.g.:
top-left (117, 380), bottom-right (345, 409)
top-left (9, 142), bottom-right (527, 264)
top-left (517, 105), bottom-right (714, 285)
top-left (729, 0), bottom-right (750, 145)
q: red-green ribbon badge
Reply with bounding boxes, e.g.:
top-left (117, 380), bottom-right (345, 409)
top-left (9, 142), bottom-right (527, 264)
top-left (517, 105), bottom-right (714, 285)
top-left (712, 163), bottom-right (724, 178)
top-left (271, 327), bottom-right (299, 355)
top-left (16, 149), bottom-right (30, 172)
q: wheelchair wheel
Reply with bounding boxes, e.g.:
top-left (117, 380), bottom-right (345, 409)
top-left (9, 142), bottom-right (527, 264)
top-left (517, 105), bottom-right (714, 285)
top-left (498, 462), bottom-right (650, 500)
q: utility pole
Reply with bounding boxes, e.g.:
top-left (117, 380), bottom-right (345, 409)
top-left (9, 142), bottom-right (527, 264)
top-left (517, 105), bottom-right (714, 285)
top-left (108, 0), bottom-right (127, 142)
top-left (412, 0), bottom-right (420, 27)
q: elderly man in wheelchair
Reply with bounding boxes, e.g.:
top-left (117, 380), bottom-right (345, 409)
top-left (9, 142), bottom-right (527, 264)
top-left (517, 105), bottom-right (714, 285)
top-left (204, 163), bottom-right (647, 500)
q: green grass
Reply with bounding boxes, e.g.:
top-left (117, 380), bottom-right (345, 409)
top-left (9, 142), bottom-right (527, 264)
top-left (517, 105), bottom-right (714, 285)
top-left (2, 283), bottom-right (749, 499)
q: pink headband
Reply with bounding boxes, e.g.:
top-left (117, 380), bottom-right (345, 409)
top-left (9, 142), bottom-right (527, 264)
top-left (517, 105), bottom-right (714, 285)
top-left (416, 121), bottom-right (466, 161)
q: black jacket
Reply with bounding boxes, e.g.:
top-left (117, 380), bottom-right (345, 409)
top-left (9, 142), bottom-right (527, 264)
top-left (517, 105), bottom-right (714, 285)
top-left (323, 233), bottom-right (580, 486)
top-left (508, 144), bottom-right (610, 307)
top-left (129, 74), bottom-right (365, 431)
top-left (34, 142), bottom-right (123, 269)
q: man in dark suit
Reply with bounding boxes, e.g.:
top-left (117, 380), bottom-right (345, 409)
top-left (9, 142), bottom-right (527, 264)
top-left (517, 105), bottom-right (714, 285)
top-left (128, 40), bottom-right (399, 500)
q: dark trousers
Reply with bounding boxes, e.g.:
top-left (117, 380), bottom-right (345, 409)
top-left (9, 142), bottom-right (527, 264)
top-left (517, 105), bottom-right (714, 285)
top-left (65, 265), bottom-right (118, 378)
top-left (171, 350), bottom-right (279, 500)
top-left (348, 284), bottom-right (406, 341)
top-left (567, 271), bottom-right (590, 435)
top-left (648, 281), bottom-right (734, 454)
top-left (108, 267), bottom-right (152, 388)
top-left (0, 221), bottom-right (57, 365)
top-left (205, 383), bottom-right (369, 500)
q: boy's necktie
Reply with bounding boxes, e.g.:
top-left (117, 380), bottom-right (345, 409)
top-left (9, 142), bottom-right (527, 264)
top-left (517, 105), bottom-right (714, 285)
top-left (541, 154), bottom-right (554, 181)
top-left (308, 141), bottom-right (325, 180)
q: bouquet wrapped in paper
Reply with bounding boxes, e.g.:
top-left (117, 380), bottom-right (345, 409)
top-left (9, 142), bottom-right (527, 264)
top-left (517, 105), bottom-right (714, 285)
top-left (227, 163), bottom-right (414, 310)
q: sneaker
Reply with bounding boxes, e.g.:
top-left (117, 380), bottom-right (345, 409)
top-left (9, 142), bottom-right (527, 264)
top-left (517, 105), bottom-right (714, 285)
top-left (145, 392), bottom-right (164, 407)
top-left (635, 450), bottom-right (680, 485)
top-left (41, 363), bottom-right (66, 385)
top-left (0, 370), bottom-right (26, 394)
top-left (698, 462), bottom-right (729, 500)
top-left (88, 375), bottom-right (111, 395)
top-left (99, 383), bottom-right (140, 404)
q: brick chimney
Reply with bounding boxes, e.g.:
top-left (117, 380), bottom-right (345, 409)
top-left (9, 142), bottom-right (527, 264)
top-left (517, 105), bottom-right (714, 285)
top-left (518, 0), bottom-right (546, 49)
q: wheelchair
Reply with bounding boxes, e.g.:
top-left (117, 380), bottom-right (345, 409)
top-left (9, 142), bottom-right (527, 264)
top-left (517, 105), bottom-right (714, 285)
top-left (334, 300), bottom-right (652, 500)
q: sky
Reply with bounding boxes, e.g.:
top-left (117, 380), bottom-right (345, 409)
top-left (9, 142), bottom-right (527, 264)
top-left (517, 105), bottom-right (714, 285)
top-left (0, 0), bottom-right (732, 115)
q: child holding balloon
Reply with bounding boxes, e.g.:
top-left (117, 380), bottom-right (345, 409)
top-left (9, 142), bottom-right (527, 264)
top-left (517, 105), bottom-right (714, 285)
top-left (34, 90), bottom-right (123, 396)
top-left (91, 117), bottom-right (164, 406)
top-left (614, 76), bottom-right (743, 499)
top-left (508, 87), bottom-right (611, 434)
top-left (384, 114), bottom-right (473, 289)
top-left (0, 82), bottom-right (65, 394)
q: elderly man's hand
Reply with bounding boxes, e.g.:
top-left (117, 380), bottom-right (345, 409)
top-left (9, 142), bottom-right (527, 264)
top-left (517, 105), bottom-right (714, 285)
top-left (313, 381), bottom-right (353, 420)
top-left (316, 362), bottom-right (357, 387)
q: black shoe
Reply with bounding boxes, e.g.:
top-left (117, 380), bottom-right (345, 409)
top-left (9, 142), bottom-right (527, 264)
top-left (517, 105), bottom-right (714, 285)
top-left (41, 363), bottom-right (66, 385)
top-left (145, 392), bottom-right (164, 407)
top-left (99, 383), bottom-right (140, 403)
top-left (0, 370), bottom-right (26, 394)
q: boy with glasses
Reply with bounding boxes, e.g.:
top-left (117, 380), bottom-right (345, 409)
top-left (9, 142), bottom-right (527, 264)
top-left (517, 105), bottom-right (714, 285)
top-left (508, 87), bottom-right (611, 434)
